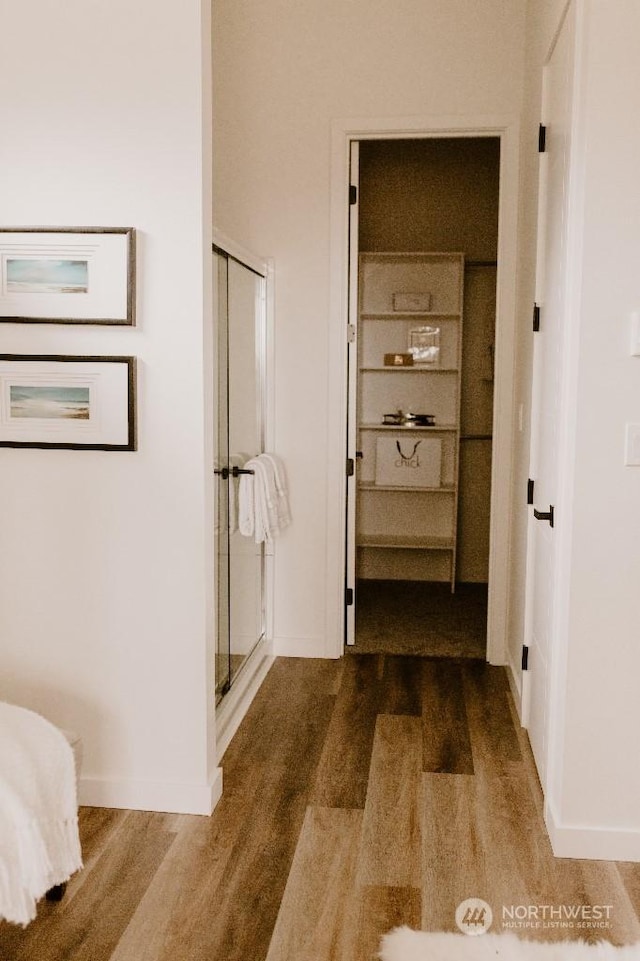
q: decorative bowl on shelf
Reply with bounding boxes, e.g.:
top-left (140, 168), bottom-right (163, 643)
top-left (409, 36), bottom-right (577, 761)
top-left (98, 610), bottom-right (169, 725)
top-left (404, 413), bottom-right (435, 427)
top-left (382, 411), bottom-right (435, 427)
top-left (382, 412), bottom-right (404, 425)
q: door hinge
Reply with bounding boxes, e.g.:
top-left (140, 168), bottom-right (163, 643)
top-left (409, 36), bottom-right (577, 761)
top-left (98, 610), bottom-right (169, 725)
top-left (346, 457), bottom-right (354, 477)
top-left (346, 587), bottom-right (354, 606)
top-left (521, 645), bottom-right (529, 671)
top-left (527, 478), bottom-right (535, 505)
top-left (349, 184), bottom-right (357, 205)
top-left (538, 123), bottom-right (547, 153)
top-left (533, 303), bottom-right (541, 332)
top-left (347, 323), bottom-right (356, 343)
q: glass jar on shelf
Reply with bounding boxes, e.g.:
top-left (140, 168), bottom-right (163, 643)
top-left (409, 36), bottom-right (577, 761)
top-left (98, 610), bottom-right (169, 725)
top-left (408, 326), bottom-right (440, 367)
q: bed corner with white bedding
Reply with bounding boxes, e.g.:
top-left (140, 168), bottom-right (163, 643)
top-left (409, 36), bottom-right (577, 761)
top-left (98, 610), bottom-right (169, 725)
top-left (0, 701), bottom-right (83, 926)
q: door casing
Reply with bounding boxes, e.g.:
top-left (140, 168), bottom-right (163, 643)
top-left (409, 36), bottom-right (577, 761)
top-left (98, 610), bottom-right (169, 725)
top-left (326, 114), bottom-right (521, 668)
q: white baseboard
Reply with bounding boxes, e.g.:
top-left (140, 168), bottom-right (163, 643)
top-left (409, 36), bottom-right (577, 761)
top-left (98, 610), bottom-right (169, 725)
top-left (505, 652), bottom-right (524, 723)
top-left (546, 800), bottom-right (640, 862)
top-left (78, 766), bottom-right (223, 816)
top-left (216, 639), bottom-right (275, 760)
top-left (272, 634), bottom-right (336, 658)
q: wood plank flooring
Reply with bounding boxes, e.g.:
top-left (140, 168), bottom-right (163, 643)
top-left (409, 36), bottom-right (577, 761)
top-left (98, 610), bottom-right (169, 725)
top-left (1, 655), bottom-right (639, 960)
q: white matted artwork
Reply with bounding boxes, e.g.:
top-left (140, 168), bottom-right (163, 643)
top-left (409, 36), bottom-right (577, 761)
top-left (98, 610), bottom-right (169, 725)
top-left (0, 228), bottom-right (136, 324)
top-left (375, 435), bottom-right (442, 488)
top-left (0, 354), bottom-right (136, 450)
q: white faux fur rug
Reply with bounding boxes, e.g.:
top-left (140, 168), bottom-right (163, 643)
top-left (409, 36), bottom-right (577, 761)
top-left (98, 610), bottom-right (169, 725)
top-left (378, 928), bottom-right (640, 960)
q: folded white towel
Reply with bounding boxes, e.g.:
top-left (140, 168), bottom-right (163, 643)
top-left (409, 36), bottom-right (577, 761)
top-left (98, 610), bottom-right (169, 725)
top-left (238, 453), bottom-right (292, 543)
top-left (259, 453), bottom-right (292, 528)
top-left (238, 461), bottom-right (257, 538)
top-left (0, 702), bottom-right (83, 926)
top-left (228, 471), bottom-right (238, 534)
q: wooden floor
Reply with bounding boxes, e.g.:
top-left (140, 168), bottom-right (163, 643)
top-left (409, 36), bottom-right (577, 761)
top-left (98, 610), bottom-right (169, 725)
top-left (2, 656), bottom-right (640, 960)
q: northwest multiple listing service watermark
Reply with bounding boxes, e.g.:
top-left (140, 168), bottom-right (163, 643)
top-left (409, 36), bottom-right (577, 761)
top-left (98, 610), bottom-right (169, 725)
top-left (455, 898), bottom-right (614, 936)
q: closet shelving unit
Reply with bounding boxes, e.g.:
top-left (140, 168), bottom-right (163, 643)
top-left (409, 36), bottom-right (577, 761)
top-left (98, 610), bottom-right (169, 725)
top-left (356, 251), bottom-right (464, 590)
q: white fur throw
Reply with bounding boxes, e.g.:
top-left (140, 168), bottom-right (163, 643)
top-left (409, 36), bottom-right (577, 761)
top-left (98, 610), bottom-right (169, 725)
top-left (0, 702), bottom-right (83, 925)
top-left (379, 928), bottom-right (640, 960)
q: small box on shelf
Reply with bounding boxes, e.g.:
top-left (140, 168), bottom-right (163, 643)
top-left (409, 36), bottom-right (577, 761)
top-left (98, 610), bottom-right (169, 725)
top-left (383, 352), bottom-right (414, 367)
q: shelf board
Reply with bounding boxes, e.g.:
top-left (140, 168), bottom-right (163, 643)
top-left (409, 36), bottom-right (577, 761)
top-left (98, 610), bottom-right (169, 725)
top-left (360, 312), bottom-right (461, 320)
top-left (359, 423), bottom-right (457, 433)
top-left (358, 482), bottom-right (455, 493)
top-left (359, 366), bottom-right (458, 373)
top-left (357, 534), bottom-right (455, 551)
top-left (359, 252), bottom-right (465, 261)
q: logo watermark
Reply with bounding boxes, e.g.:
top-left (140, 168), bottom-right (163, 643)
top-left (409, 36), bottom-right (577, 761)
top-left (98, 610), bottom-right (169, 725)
top-left (455, 898), bottom-right (493, 936)
top-left (455, 900), bottom-right (614, 935)
top-left (501, 904), bottom-right (614, 931)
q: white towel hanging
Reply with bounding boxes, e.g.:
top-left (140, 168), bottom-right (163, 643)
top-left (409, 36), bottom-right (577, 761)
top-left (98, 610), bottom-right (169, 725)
top-left (237, 453), bottom-right (291, 543)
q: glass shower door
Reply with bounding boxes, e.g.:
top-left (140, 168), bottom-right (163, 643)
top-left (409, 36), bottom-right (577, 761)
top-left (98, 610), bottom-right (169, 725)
top-left (214, 247), bottom-right (266, 703)
top-left (214, 251), bottom-right (231, 697)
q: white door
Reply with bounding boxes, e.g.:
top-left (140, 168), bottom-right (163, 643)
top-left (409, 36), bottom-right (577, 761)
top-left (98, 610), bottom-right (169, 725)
top-left (524, 3), bottom-right (577, 786)
top-left (345, 141), bottom-right (359, 645)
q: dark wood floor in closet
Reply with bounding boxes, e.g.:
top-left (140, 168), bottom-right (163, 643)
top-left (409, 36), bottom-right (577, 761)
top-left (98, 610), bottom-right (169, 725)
top-left (354, 580), bottom-right (487, 657)
top-left (2, 656), bottom-right (639, 961)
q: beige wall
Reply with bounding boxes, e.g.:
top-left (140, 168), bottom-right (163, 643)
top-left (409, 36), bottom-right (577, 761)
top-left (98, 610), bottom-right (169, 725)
top-left (213, 0), bottom-right (527, 653)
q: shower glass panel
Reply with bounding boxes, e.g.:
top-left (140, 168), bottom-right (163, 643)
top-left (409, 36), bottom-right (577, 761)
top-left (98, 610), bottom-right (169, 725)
top-left (214, 252), bottom-right (231, 697)
top-left (214, 248), bottom-right (266, 703)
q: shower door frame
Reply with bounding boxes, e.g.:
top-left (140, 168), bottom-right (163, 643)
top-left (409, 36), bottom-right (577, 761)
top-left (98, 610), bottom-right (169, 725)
top-left (213, 230), bottom-right (275, 748)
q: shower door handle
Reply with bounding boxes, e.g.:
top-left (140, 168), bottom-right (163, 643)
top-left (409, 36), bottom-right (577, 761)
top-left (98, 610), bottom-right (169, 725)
top-left (214, 466), bottom-right (256, 479)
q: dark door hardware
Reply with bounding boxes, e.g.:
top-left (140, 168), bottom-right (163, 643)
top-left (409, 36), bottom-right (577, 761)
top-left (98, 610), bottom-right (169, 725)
top-left (533, 303), bottom-right (541, 332)
top-left (347, 453), bottom-right (363, 476)
top-left (533, 505), bottom-right (554, 527)
top-left (527, 478), bottom-right (535, 505)
top-left (214, 466), bottom-right (255, 479)
top-left (538, 123), bottom-right (547, 153)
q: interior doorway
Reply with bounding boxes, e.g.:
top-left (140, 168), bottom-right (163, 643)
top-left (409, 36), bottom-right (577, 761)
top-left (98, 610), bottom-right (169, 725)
top-left (346, 137), bottom-right (501, 658)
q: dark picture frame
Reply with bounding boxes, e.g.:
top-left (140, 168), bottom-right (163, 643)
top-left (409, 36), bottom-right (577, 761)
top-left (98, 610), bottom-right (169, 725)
top-left (0, 354), bottom-right (137, 450)
top-left (0, 227), bottom-right (136, 325)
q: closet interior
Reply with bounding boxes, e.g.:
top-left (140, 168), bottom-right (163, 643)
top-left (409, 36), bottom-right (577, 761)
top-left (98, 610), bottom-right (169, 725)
top-left (352, 137), bottom-right (499, 657)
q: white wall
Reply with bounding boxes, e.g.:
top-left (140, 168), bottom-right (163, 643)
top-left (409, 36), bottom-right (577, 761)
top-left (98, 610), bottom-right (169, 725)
top-left (213, 0), bottom-right (527, 655)
top-left (0, 0), bottom-right (218, 814)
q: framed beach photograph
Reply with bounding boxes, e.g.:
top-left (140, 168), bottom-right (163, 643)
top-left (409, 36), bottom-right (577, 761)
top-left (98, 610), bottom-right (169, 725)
top-left (0, 355), bottom-right (136, 450)
top-left (0, 227), bottom-right (136, 325)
